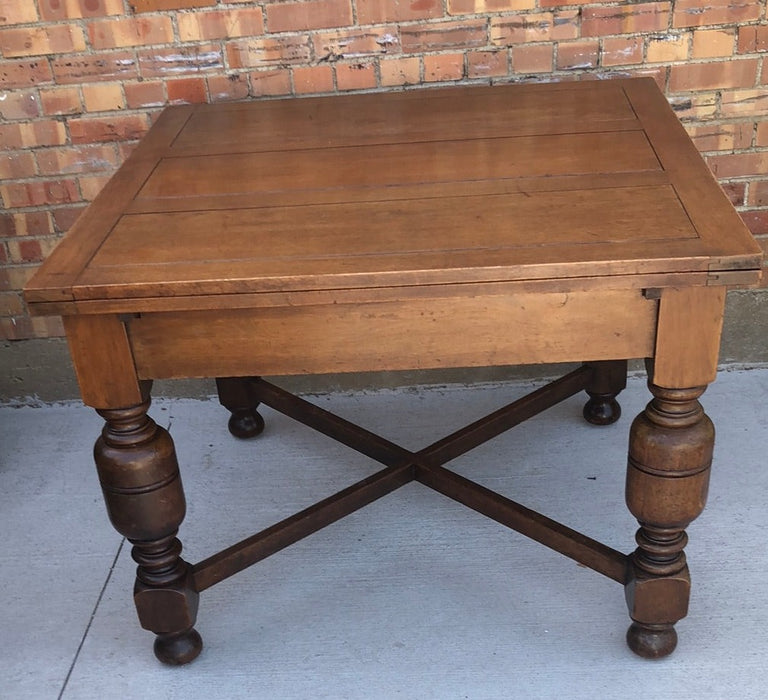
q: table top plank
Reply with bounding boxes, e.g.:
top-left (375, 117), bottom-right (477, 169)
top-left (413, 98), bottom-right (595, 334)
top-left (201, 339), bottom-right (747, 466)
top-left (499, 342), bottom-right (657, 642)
top-left (169, 82), bottom-right (640, 154)
top-left (25, 78), bottom-right (762, 312)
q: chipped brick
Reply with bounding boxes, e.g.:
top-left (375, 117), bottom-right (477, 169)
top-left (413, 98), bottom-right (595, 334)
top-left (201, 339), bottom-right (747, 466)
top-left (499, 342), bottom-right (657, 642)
top-left (51, 51), bottom-right (137, 84)
top-left (138, 44), bottom-right (224, 77)
top-left (227, 37), bottom-right (311, 69)
top-left (673, 0), bottom-right (760, 29)
top-left (69, 114), bottom-right (150, 144)
top-left (335, 61), bottom-right (376, 90)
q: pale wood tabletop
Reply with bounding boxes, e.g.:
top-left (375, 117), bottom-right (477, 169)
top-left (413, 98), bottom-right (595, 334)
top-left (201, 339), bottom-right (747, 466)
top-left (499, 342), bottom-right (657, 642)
top-left (22, 78), bottom-right (763, 666)
top-left (25, 77), bottom-right (761, 313)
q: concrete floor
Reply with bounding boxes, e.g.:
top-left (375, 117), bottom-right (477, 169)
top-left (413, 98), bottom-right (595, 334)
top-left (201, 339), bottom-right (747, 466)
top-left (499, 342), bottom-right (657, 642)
top-left (2, 369), bottom-right (767, 699)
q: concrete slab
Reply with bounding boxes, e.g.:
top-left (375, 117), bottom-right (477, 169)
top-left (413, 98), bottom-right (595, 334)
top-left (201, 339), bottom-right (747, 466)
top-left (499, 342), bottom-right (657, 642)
top-left (1, 370), bottom-right (767, 698)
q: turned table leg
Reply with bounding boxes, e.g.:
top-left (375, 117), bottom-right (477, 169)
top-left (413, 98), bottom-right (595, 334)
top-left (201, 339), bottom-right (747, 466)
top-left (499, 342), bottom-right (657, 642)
top-left (624, 382), bottom-right (713, 658)
top-left (94, 397), bottom-right (202, 665)
top-left (583, 360), bottom-right (627, 425)
top-left (216, 376), bottom-right (265, 439)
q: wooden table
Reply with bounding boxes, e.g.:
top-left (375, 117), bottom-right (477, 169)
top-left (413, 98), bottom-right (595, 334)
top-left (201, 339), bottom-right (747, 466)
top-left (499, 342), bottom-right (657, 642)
top-left (24, 78), bottom-right (762, 665)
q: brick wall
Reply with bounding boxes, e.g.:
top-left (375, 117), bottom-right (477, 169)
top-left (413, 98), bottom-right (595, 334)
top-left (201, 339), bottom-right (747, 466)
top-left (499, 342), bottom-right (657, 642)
top-left (2, 0), bottom-right (767, 340)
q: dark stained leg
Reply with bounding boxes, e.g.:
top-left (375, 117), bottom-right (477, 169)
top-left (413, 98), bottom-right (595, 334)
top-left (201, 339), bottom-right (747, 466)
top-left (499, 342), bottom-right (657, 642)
top-left (624, 383), bottom-right (713, 658)
top-left (583, 360), bottom-right (627, 425)
top-left (94, 397), bottom-right (202, 665)
top-left (216, 376), bottom-right (265, 439)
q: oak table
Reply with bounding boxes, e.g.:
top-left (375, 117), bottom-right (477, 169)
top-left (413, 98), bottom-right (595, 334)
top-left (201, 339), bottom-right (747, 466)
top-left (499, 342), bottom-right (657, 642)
top-left (24, 78), bottom-right (762, 665)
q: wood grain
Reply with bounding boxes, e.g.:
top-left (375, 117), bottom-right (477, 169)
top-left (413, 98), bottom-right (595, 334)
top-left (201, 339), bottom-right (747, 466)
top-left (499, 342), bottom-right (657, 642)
top-left (24, 79), bottom-right (761, 313)
top-left (127, 290), bottom-right (657, 379)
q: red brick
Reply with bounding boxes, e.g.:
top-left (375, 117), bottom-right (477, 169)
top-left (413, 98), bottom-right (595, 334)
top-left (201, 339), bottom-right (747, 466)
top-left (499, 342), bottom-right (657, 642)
top-left (52, 205), bottom-right (86, 233)
top-left (40, 86), bottom-right (82, 115)
top-left (1, 179), bottom-right (81, 208)
top-left (757, 121), bottom-right (768, 147)
top-left (423, 52), bottom-right (465, 82)
top-left (0, 215), bottom-right (14, 237)
top-left (738, 26), bottom-right (768, 54)
top-left (88, 16), bottom-right (174, 49)
top-left (167, 77), bottom-right (208, 104)
top-left (646, 33), bottom-right (689, 63)
top-left (130, 0), bottom-right (216, 12)
top-left (557, 40), bottom-right (599, 70)
top-left (0, 151), bottom-right (36, 179)
top-left (177, 8), bottom-right (264, 41)
top-left (6, 238), bottom-right (59, 264)
top-left (292, 64), bottom-right (334, 94)
top-left (2, 315), bottom-right (66, 341)
top-left (673, 0), bottom-right (760, 29)
top-left (669, 59), bottom-right (758, 92)
top-left (0, 59), bottom-right (53, 88)
top-left (512, 43), bottom-right (554, 73)
top-left (0, 247), bottom-right (8, 266)
top-left (207, 74), bottom-right (250, 102)
top-left (51, 51), bottom-right (137, 84)
top-left (0, 292), bottom-right (25, 317)
top-left (357, 0), bottom-right (443, 23)
top-left (79, 174), bottom-right (111, 201)
top-left (602, 37), bottom-right (642, 67)
top-left (38, 0), bottom-right (124, 20)
top-left (491, 13), bottom-right (554, 44)
top-left (748, 180), bottom-right (768, 207)
top-left (2, 211), bottom-right (53, 237)
top-left (248, 69), bottom-right (292, 96)
top-left (720, 89), bottom-right (768, 118)
top-left (449, 0), bottom-right (534, 12)
top-left (685, 122), bottom-right (752, 152)
top-left (0, 120), bottom-right (67, 150)
top-left (227, 37), bottom-right (310, 69)
top-left (401, 20), bottom-right (486, 53)
top-left (0, 0), bottom-right (38, 25)
top-left (467, 50), bottom-right (508, 79)
top-left (314, 26), bottom-right (400, 61)
top-left (138, 44), bottom-right (224, 78)
top-left (0, 89), bottom-right (40, 120)
top-left (124, 80), bottom-right (166, 109)
top-left (380, 56), bottom-right (421, 86)
top-left (740, 210), bottom-right (768, 236)
top-left (335, 62), bottom-right (376, 91)
top-left (669, 93), bottom-right (718, 120)
top-left (82, 82), bottom-right (125, 111)
top-left (583, 3), bottom-right (671, 37)
top-left (492, 10), bottom-right (578, 45)
top-left (69, 114), bottom-right (151, 144)
top-left (722, 181), bottom-right (746, 207)
top-left (0, 24), bottom-right (86, 58)
top-left (36, 144), bottom-right (121, 176)
top-left (692, 29), bottom-right (735, 59)
top-left (267, 0), bottom-right (352, 32)
top-left (707, 151), bottom-right (768, 179)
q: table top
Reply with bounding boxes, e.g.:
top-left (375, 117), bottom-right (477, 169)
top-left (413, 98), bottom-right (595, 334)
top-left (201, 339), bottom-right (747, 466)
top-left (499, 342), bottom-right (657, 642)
top-left (25, 78), bottom-right (762, 315)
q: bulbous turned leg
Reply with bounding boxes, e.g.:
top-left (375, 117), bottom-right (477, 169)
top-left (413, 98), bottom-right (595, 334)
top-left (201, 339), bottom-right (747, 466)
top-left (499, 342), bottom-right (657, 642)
top-left (583, 360), bottom-right (627, 425)
top-left (216, 376), bottom-right (265, 439)
top-left (94, 398), bottom-right (202, 665)
top-left (624, 383), bottom-right (713, 659)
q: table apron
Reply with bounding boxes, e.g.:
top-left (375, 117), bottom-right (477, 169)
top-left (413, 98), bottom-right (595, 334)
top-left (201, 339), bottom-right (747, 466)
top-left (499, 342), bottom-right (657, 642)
top-left (126, 289), bottom-right (658, 379)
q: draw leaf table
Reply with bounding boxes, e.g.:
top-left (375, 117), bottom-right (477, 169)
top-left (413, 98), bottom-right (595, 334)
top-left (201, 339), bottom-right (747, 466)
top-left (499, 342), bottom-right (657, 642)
top-left (24, 78), bottom-right (762, 665)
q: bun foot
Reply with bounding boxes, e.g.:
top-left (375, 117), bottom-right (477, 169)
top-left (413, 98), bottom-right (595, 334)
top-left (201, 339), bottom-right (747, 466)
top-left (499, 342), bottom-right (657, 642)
top-left (228, 409), bottom-right (265, 439)
top-left (583, 394), bottom-right (621, 425)
top-left (154, 628), bottom-right (203, 665)
top-left (626, 622), bottom-right (677, 659)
